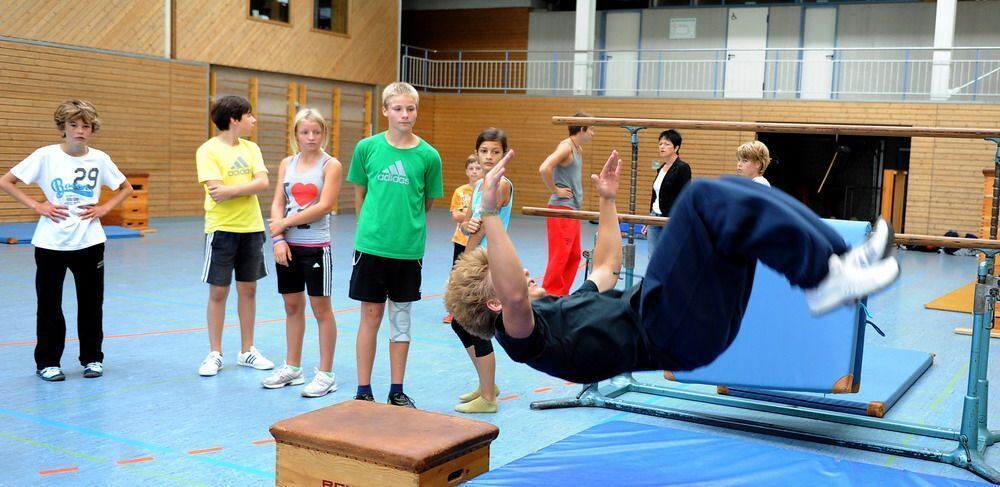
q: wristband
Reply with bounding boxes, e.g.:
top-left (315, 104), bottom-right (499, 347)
top-left (273, 238), bottom-right (286, 245)
top-left (478, 206), bottom-right (499, 217)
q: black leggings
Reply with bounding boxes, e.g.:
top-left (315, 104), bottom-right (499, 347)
top-left (451, 242), bottom-right (494, 358)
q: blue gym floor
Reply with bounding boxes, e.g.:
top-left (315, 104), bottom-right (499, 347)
top-left (1, 210), bottom-right (997, 485)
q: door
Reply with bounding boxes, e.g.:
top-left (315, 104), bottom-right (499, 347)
top-left (724, 8), bottom-right (768, 99)
top-left (604, 11), bottom-right (641, 97)
top-left (800, 7), bottom-right (837, 99)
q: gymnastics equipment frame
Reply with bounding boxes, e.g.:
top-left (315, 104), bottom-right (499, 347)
top-left (527, 116), bottom-right (1000, 483)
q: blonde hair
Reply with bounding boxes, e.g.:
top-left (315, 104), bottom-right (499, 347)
top-left (444, 247), bottom-right (498, 339)
top-left (54, 99), bottom-right (101, 136)
top-left (290, 108), bottom-right (329, 153)
top-left (381, 82), bottom-right (419, 107)
top-left (737, 140), bottom-right (770, 174)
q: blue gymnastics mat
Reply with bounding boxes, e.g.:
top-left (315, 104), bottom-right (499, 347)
top-left (469, 421), bottom-right (979, 486)
top-left (722, 346), bottom-right (933, 417)
top-left (1, 222), bottom-right (141, 244)
top-left (673, 219), bottom-right (871, 392)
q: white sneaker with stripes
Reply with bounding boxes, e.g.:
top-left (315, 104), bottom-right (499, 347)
top-left (198, 351), bottom-right (223, 376)
top-left (237, 346), bottom-right (275, 370)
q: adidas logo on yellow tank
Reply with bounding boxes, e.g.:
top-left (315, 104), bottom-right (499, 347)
top-left (376, 161), bottom-right (410, 185)
top-left (227, 157), bottom-right (252, 177)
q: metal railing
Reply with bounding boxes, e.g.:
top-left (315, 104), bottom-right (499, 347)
top-left (401, 45), bottom-right (1000, 102)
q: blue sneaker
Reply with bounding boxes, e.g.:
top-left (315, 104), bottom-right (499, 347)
top-left (83, 362), bottom-right (103, 378)
top-left (37, 367), bottom-right (65, 382)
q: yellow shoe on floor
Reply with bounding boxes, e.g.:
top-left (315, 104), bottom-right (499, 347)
top-left (458, 385), bottom-right (500, 403)
top-left (454, 396), bottom-right (498, 414)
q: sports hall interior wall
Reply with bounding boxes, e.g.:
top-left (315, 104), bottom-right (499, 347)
top-left (0, 1), bottom-right (400, 86)
top-left (173, 0), bottom-right (398, 85)
top-left (0, 0), bottom-right (166, 57)
top-left (0, 38), bottom-right (208, 222)
top-left (419, 92), bottom-right (1000, 237)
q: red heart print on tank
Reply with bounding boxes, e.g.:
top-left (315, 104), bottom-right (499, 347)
top-left (291, 183), bottom-right (319, 207)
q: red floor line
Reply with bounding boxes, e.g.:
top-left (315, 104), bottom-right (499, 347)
top-left (0, 291), bottom-right (445, 347)
top-left (533, 387), bottom-right (553, 393)
top-left (187, 447), bottom-right (223, 455)
top-left (39, 466), bottom-right (79, 475)
top-left (252, 439), bottom-right (276, 445)
top-left (499, 395), bottom-right (520, 401)
top-left (116, 456), bottom-right (155, 465)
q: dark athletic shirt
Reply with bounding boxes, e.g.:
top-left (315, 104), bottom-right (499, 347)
top-left (493, 280), bottom-right (663, 383)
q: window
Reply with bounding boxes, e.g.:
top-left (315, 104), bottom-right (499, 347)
top-left (250, 0), bottom-right (290, 23)
top-left (315, 0), bottom-right (348, 34)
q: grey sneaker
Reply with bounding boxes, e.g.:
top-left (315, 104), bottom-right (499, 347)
top-left (301, 370), bottom-right (337, 398)
top-left (261, 363), bottom-right (304, 389)
top-left (805, 253), bottom-right (900, 315)
top-left (37, 367), bottom-right (65, 382)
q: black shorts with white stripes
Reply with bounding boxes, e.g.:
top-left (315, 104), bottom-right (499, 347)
top-left (275, 245), bottom-right (332, 297)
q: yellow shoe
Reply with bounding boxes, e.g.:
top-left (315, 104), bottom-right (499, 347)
top-left (458, 385), bottom-right (500, 403)
top-left (454, 396), bottom-right (498, 414)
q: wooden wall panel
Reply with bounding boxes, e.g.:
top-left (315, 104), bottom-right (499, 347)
top-left (0, 39), bottom-right (206, 222)
top-left (212, 66), bottom-right (373, 214)
top-left (0, 1), bottom-right (165, 56)
top-left (174, 0), bottom-right (398, 86)
top-left (402, 8), bottom-right (530, 52)
top-left (422, 93), bottom-right (998, 237)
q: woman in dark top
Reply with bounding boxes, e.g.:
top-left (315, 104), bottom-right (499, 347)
top-left (444, 149), bottom-right (899, 384)
top-left (648, 129), bottom-right (690, 258)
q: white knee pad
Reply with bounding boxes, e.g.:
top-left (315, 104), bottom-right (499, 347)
top-left (388, 300), bottom-right (412, 342)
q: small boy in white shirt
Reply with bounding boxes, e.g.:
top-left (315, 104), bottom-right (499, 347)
top-left (0, 100), bottom-right (134, 381)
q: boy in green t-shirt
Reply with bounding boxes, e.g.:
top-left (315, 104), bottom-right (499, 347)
top-left (347, 82), bottom-right (443, 407)
top-left (195, 95), bottom-right (275, 377)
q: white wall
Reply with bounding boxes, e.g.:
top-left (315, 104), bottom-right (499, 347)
top-left (526, 2), bottom-right (1000, 99)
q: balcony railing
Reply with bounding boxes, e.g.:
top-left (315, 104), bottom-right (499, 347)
top-left (401, 45), bottom-right (1000, 102)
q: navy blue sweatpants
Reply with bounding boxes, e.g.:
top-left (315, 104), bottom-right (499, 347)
top-left (639, 177), bottom-right (849, 371)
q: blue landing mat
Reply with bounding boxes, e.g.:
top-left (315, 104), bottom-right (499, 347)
top-left (723, 346), bottom-right (934, 417)
top-left (1, 222), bottom-right (141, 244)
top-left (469, 421), bottom-right (979, 486)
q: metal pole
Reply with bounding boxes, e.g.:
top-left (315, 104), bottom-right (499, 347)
top-left (987, 138), bottom-right (1000, 240)
top-left (622, 126), bottom-right (643, 288)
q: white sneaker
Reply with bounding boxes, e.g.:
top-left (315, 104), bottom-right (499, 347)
top-left (301, 370), bottom-right (337, 398)
top-left (843, 218), bottom-right (895, 268)
top-left (261, 363), bottom-right (304, 389)
top-left (805, 253), bottom-right (900, 315)
top-left (237, 346), bottom-right (275, 370)
top-left (198, 351), bottom-right (223, 376)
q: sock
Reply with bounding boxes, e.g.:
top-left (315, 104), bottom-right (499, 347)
top-left (357, 384), bottom-right (373, 396)
top-left (319, 370), bottom-right (333, 377)
top-left (288, 365), bottom-right (301, 372)
top-left (389, 383), bottom-right (404, 394)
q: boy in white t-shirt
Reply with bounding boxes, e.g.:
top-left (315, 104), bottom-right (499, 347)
top-left (0, 100), bottom-right (134, 381)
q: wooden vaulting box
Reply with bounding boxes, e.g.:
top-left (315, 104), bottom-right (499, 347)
top-left (269, 401), bottom-right (500, 486)
top-left (99, 172), bottom-right (149, 230)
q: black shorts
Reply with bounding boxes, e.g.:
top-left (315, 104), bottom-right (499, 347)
top-left (202, 231), bottom-right (267, 286)
top-left (276, 245), bottom-right (333, 297)
top-left (349, 251), bottom-right (422, 303)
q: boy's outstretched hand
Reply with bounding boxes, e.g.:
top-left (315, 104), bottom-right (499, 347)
top-left (480, 149), bottom-right (514, 212)
top-left (591, 150), bottom-right (621, 200)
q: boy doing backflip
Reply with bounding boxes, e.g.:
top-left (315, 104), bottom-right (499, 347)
top-left (445, 150), bottom-right (899, 383)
